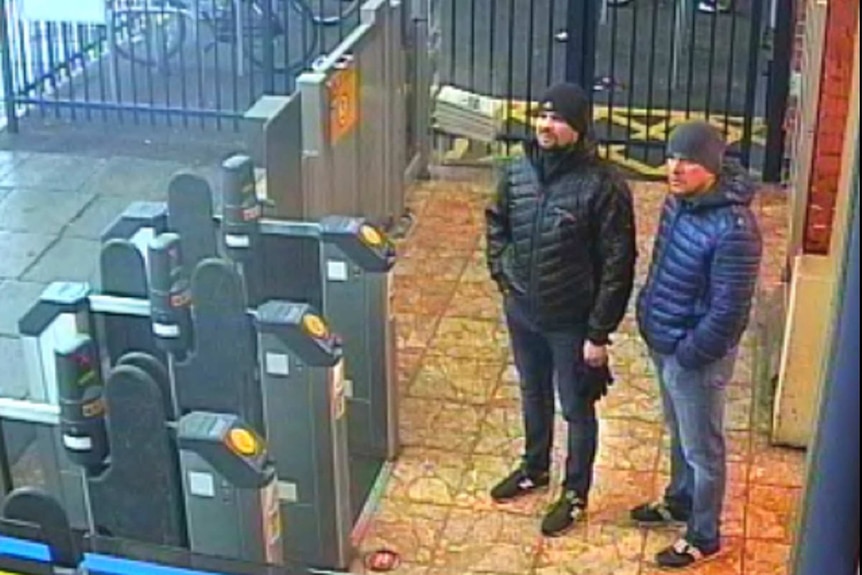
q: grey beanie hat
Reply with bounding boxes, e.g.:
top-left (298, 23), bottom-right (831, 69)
top-left (667, 121), bottom-right (727, 175)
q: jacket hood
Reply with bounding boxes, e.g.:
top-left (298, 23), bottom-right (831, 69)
top-left (685, 159), bottom-right (758, 210)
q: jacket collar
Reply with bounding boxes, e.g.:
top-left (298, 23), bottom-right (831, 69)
top-left (524, 137), bottom-right (598, 184)
top-left (678, 160), bottom-right (758, 212)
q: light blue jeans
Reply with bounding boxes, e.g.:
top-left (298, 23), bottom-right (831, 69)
top-left (651, 349), bottom-right (738, 552)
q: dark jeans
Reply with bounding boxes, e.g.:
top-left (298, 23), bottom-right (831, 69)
top-left (652, 349), bottom-right (737, 552)
top-left (505, 296), bottom-right (599, 500)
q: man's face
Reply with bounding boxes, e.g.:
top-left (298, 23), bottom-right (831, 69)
top-left (535, 110), bottom-right (579, 149)
top-left (666, 157), bottom-right (718, 196)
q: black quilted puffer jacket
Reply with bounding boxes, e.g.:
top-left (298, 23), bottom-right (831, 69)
top-left (486, 140), bottom-right (637, 343)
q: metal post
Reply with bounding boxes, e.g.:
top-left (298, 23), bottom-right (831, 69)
top-left (565, 0), bottom-right (599, 94)
top-left (0, 0), bottom-right (20, 132)
top-left (671, 0), bottom-right (690, 90)
top-left (235, 0), bottom-right (245, 78)
top-left (107, 1), bottom-right (120, 105)
top-left (792, 144), bottom-right (861, 575)
top-left (763, 0), bottom-right (794, 182)
top-left (262, 0), bottom-right (275, 93)
top-left (413, 0), bottom-right (432, 176)
top-left (741, 0), bottom-right (767, 166)
top-left (0, 419), bottom-right (13, 496)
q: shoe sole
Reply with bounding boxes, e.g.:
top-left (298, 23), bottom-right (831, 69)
top-left (541, 512), bottom-right (587, 539)
top-left (490, 485), bottom-right (550, 505)
top-left (655, 548), bottom-right (726, 571)
top-left (633, 519), bottom-right (688, 530)
top-left (541, 522), bottom-right (579, 538)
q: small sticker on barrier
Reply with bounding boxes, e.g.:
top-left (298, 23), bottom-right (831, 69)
top-left (82, 398), bottom-right (105, 418)
top-left (225, 234), bottom-right (251, 249)
top-left (265, 353), bottom-right (290, 377)
top-left (63, 434), bottom-right (93, 452)
top-left (188, 472), bottom-right (216, 498)
top-left (278, 481), bottom-right (299, 502)
top-left (261, 481), bottom-right (282, 564)
top-left (332, 361), bottom-right (347, 420)
top-left (153, 322), bottom-right (181, 339)
top-left (242, 204), bottom-right (262, 222)
top-left (328, 63), bottom-right (359, 144)
top-left (327, 260), bottom-right (349, 282)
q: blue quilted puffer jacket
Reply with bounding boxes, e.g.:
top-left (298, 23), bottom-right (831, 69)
top-left (637, 160), bottom-right (763, 370)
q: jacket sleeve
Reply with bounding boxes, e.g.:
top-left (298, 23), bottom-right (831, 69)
top-left (587, 175), bottom-right (638, 345)
top-left (486, 164), bottom-right (511, 288)
top-left (676, 214), bottom-right (763, 369)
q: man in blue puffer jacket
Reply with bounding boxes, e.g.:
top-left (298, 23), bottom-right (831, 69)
top-left (631, 121), bottom-right (763, 570)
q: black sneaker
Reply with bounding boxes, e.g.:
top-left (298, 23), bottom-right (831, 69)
top-left (540, 490), bottom-right (587, 537)
top-left (490, 468), bottom-right (550, 503)
top-left (656, 539), bottom-right (721, 570)
top-left (630, 500), bottom-right (690, 527)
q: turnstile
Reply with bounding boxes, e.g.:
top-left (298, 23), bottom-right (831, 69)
top-left (256, 302), bottom-right (352, 570)
top-left (106, 156), bottom-right (399, 521)
top-left (179, 412), bottom-right (282, 565)
top-left (2, 155), bottom-right (399, 571)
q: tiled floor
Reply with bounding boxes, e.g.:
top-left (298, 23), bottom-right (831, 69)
top-left (351, 179), bottom-right (805, 575)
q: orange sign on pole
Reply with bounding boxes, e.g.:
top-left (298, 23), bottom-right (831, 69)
top-left (328, 63), bottom-right (359, 145)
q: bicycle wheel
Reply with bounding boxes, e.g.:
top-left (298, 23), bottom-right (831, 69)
top-left (112, 0), bottom-right (189, 67)
top-left (291, 0), bottom-right (360, 27)
top-left (245, 1), bottom-right (320, 76)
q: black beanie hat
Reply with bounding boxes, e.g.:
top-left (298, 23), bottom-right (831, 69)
top-left (538, 82), bottom-right (592, 136)
top-left (667, 120), bottom-right (727, 175)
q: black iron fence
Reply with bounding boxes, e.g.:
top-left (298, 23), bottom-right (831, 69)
top-left (0, 0), bottom-right (363, 130)
top-left (432, 0), bottom-right (791, 179)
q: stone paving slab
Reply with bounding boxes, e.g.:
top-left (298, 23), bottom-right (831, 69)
top-left (64, 195), bottom-right (140, 240)
top-left (0, 280), bottom-right (47, 337)
top-left (0, 231), bottom-right (56, 280)
top-left (81, 156), bottom-right (187, 201)
top-left (0, 151), bottom-right (31, 182)
top-left (20, 237), bottom-right (100, 285)
top-left (0, 336), bottom-right (30, 399)
top-left (0, 188), bottom-right (95, 235)
top-left (0, 153), bottom-right (107, 192)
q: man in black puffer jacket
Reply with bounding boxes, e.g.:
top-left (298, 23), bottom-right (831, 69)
top-left (486, 82), bottom-right (637, 537)
top-left (630, 121), bottom-right (762, 571)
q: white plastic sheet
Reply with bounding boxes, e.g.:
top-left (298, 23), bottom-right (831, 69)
top-left (18, 0), bottom-right (106, 24)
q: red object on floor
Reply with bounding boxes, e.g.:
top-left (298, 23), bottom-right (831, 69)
top-left (364, 549), bottom-right (401, 572)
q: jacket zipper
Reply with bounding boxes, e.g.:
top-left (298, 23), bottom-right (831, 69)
top-left (528, 188), bottom-right (551, 318)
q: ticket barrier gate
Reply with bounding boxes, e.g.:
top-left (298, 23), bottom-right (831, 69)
top-left (13, 284), bottom-right (281, 565)
top-left (7, 206), bottom-right (361, 569)
top-left (12, 287), bottom-right (352, 569)
top-left (255, 302), bottom-right (351, 568)
top-left (103, 155), bottom-right (399, 524)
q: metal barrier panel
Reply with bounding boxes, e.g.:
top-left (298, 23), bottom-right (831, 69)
top-left (405, 0), bottom-right (432, 180)
top-left (432, 0), bottom-right (780, 176)
top-left (298, 0), bottom-right (411, 225)
top-left (243, 93), bottom-right (305, 219)
top-left (0, 0), bottom-right (364, 130)
top-left (384, 0), bottom-right (407, 219)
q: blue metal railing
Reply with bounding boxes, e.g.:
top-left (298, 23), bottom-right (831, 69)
top-left (1, 0), bottom-right (364, 131)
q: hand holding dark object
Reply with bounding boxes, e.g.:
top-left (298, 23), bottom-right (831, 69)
top-left (583, 340), bottom-right (609, 367)
top-left (580, 363), bottom-right (615, 401)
